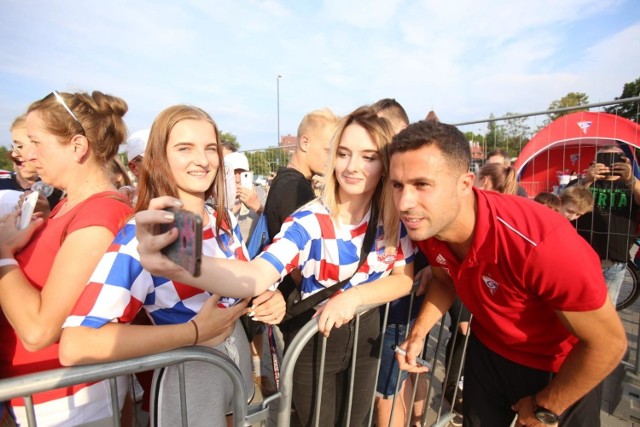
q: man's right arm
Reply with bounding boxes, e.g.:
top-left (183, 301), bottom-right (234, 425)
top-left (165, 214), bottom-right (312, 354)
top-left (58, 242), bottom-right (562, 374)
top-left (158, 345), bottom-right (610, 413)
top-left (512, 299), bottom-right (626, 425)
top-left (396, 265), bottom-right (457, 371)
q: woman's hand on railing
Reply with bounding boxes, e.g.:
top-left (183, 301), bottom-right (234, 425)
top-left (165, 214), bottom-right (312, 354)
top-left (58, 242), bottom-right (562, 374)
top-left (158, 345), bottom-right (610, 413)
top-left (314, 288), bottom-right (360, 337)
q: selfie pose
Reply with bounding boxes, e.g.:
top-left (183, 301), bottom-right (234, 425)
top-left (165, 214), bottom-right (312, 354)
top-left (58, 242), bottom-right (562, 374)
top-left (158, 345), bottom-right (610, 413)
top-left (134, 106), bottom-right (415, 426)
top-left (60, 105), bottom-right (253, 426)
top-left (572, 144), bottom-right (640, 304)
top-left (0, 90), bottom-right (132, 426)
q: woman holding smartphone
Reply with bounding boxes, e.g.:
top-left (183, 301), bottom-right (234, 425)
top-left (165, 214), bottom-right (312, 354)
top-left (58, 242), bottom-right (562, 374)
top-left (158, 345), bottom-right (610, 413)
top-left (134, 106), bottom-right (415, 426)
top-left (60, 105), bottom-right (254, 426)
top-left (0, 90), bottom-right (133, 426)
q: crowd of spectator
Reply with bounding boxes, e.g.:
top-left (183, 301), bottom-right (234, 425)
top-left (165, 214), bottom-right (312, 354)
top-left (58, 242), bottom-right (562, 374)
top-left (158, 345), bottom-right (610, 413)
top-left (0, 90), bottom-right (633, 427)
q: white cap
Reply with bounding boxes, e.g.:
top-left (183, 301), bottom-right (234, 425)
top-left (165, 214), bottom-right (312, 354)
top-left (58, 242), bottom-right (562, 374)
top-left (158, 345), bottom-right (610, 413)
top-left (126, 129), bottom-right (150, 161)
top-left (224, 152), bottom-right (249, 172)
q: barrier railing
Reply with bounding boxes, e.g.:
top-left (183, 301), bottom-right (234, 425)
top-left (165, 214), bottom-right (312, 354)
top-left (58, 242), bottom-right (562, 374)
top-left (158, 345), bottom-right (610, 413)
top-left (0, 346), bottom-right (273, 427)
top-left (0, 299), bottom-right (464, 427)
top-left (276, 298), bottom-right (467, 427)
top-left (2, 298), bottom-right (635, 426)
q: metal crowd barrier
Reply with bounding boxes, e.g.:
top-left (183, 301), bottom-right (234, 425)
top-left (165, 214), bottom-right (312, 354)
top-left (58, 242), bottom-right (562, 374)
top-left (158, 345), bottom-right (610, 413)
top-left (276, 296), bottom-right (470, 427)
top-left (0, 298), bottom-right (470, 427)
top-left (14, 297), bottom-right (639, 426)
top-left (0, 346), bottom-right (274, 427)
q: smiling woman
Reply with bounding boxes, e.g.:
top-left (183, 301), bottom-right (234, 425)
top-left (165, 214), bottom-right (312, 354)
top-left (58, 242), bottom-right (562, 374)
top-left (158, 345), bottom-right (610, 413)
top-left (60, 105), bottom-right (255, 426)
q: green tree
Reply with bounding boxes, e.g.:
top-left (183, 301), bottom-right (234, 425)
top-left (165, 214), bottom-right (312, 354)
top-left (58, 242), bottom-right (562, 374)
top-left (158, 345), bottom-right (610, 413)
top-left (481, 113), bottom-right (531, 161)
top-left (501, 113), bottom-right (531, 159)
top-left (245, 150), bottom-right (270, 176)
top-left (219, 131), bottom-right (240, 151)
top-left (604, 76), bottom-right (640, 123)
top-left (484, 114), bottom-right (507, 154)
top-left (464, 131), bottom-right (485, 143)
top-left (245, 148), bottom-right (291, 176)
top-left (0, 146), bottom-right (12, 171)
top-left (546, 92), bottom-right (589, 121)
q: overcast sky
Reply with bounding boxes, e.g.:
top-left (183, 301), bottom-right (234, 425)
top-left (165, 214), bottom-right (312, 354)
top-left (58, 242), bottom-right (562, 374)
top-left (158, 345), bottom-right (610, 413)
top-left (1, 0), bottom-right (639, 151)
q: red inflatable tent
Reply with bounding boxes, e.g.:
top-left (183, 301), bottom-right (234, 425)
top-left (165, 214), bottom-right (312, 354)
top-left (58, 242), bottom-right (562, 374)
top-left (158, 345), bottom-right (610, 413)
top-left (513, 112), bottom-right (640, 196)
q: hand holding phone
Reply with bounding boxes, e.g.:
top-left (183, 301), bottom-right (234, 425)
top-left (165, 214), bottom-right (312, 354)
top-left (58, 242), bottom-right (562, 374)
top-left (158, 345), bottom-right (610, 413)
top-left (596, 152), bottom-right (625, 176)
top-left (160, 208), bottom-right (203, 277)
top-left (17, 191), bottom-right (39, 230)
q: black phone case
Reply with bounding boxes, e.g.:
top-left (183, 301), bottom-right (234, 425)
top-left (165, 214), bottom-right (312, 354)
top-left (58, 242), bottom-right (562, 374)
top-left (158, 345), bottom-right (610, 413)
top-left (596, 152), bottom-right (625, 176)
top-left (160, 208), bottom-right (203, 277)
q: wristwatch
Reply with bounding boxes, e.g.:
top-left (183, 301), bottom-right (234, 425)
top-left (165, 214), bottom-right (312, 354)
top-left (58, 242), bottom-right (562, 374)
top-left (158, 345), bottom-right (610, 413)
top-left (531, 395), bottom-right (560, 424)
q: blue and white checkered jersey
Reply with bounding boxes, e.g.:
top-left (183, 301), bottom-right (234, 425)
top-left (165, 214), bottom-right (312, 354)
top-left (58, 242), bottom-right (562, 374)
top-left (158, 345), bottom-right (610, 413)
top-left (258, 200), bottom-right (415, 301)
top-left (64, 206), bottom-right (248, 329)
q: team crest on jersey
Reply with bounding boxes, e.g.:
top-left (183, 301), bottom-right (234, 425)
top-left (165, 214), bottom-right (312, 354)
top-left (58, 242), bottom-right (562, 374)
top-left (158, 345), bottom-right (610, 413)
top-left (436, 254), bottom-right (447, 265)
top-left (482, 276), bottom-right (499, 295)
top-left (377, 248), bottom-right (397, 264)
top-left (374, 235), bottom-right (397, 264)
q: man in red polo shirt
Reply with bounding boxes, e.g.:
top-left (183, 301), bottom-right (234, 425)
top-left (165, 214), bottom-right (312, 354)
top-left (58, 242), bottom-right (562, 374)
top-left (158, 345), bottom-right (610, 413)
top-left (390, 120), bottom-right (627, 426)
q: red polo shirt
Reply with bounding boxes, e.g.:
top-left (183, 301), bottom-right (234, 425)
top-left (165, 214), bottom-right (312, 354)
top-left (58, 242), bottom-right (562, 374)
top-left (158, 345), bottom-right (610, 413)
top-left (417, 188), bottom-right (607, 372)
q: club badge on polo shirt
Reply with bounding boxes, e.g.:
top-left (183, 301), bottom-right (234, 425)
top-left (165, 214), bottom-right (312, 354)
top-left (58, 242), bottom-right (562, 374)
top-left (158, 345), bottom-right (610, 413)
top-left (482, 276), bottom-right (499, 295)
top-left (435, 253), bottom-right (452, 276)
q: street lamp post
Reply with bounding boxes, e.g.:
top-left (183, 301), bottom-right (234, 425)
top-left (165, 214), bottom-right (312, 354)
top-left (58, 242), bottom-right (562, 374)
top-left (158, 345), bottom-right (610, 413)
top-left (277, 75), bottom-right (282, 146)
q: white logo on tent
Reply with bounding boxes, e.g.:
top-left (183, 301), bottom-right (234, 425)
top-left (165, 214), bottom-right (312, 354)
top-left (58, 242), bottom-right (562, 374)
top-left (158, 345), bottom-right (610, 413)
top-left (577, 121), bottom-right (592, 134)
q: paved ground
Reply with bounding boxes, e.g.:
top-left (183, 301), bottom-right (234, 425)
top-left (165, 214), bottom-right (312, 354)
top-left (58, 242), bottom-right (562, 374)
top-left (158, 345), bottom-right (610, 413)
top-left (602, 298), bottom-right (640, 427)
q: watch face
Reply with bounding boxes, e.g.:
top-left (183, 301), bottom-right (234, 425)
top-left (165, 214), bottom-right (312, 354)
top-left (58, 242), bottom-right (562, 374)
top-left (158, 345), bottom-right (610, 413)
top-left (535, 409), bottom-right (559, 424)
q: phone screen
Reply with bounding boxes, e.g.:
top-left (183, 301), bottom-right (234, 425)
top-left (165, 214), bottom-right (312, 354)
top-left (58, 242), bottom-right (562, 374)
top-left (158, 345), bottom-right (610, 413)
top-left (160, 208), bottom-right (203, 276)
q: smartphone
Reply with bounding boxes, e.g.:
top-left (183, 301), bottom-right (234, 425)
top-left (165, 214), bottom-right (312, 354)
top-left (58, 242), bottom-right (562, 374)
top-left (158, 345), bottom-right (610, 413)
top-left (240, 171), bottom-right (254, 189)
top-left (160, 208), bottom-right (203, 277)
top-left (17, 191), bottom-right (39, 230)
top-left (392, 345), bottom-right (432, 369)
top-left (224, 165), bottom-right (236, 210)
top-left (218, 296), bottom-right (244, 308)
top-left (596, 152), bottom-right (625, 175)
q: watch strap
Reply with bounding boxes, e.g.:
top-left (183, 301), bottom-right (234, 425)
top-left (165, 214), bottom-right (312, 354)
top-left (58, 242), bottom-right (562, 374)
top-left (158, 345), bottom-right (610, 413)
top-left (531, 394), bottom-right (560, 424)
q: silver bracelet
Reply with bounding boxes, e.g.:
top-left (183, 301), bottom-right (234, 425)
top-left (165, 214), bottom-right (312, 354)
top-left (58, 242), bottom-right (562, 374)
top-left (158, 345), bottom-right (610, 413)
top-left (626, 176), bottom-right (636, 187)
top-left (0, 259), bottom-right (18, 268)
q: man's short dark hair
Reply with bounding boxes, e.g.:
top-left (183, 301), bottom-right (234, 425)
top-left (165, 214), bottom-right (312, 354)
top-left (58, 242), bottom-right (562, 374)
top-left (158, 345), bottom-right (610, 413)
top-left (486, 148), bottom-right (509, 161)
top-left (389, 120), bottom-right (471, 173)
top-left (371, 98), bottom-right (410, 128)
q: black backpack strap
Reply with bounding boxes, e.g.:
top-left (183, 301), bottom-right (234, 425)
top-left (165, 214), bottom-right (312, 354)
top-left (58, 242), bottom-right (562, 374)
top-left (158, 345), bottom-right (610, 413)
top-left (284, 205), bottom-right (379, 318)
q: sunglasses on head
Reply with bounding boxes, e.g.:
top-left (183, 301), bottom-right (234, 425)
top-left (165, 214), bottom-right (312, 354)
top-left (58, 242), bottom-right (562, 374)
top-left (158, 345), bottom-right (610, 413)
top-left (51, 90), bottom-right (86, 135)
